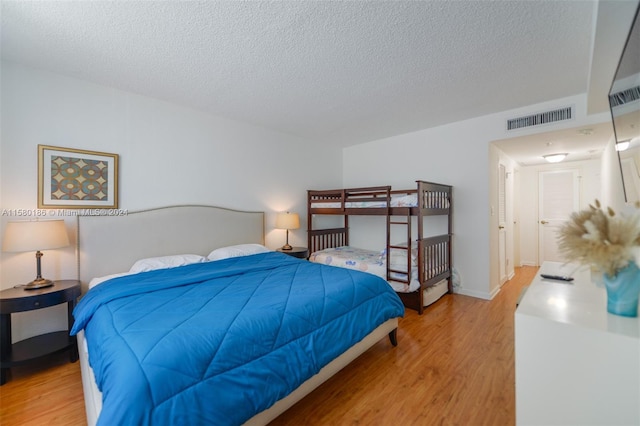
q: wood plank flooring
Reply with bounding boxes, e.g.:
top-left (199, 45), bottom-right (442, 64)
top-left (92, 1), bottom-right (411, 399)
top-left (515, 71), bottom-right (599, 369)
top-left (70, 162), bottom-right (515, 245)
top-left (0, 266), bottom-right (537, 426)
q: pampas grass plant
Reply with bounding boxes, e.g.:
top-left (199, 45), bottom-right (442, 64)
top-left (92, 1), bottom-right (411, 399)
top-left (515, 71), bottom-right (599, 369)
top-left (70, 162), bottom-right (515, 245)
top-left (558, 200), bottom-right (640, 277)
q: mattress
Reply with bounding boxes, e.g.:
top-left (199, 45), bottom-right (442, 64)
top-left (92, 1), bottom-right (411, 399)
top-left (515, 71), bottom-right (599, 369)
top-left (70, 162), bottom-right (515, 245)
top-left (311, 193), bottom-right (417, 208)
top-left (310, 246), bottom-right (449, 306)
top-left (71, 252), bottom-right (404, 425)
top-left (310, 192), bottom-right (450, 209)
top-left (309, 246), bottom-right (420, 293)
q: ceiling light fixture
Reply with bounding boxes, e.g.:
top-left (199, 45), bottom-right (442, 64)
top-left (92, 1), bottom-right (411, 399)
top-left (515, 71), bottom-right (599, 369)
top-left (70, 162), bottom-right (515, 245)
top-left (615, 140), bottom-right (630, 151)
top-left (543, 153), bottom-right (567, 163)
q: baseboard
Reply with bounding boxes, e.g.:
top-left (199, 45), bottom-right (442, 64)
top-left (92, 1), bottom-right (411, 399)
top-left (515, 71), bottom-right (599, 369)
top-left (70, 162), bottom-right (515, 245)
top-left (455, 287), bottom-right (493, 300)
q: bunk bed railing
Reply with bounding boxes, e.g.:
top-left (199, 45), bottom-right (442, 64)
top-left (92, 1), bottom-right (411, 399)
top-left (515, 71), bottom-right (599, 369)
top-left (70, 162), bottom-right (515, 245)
top-left (417, 181), bottom-right (452, 212)
top-left (419, 234), bottom-right (452, 285)
top-left (307, 186), bottom-right (391, 251)
top-left (308, 227), bottom-right (348, 254)
top-left (308, 186), bottom-right (392, 210)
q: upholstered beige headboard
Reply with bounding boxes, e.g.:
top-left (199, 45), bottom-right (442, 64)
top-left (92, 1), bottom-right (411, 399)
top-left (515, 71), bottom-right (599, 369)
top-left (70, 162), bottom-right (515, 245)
top-left (76, 205), bottom-right (264, 292)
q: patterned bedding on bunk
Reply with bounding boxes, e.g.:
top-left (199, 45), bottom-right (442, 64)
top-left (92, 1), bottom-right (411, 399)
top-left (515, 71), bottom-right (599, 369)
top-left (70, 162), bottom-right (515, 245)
top-left (311, 193), bottom-right (417, 208)
top-left (310, 192), bottom-right (450, 209)
top-left (71, 252), bottom-right (404, 426)
top-left (310, 246), bottom-right (420, 293)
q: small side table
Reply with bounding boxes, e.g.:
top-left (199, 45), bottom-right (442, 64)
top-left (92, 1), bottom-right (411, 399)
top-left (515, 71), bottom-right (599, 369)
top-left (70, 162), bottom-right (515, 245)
top-left (0, 280), bottom-right (81, 385)
top-left (277, 247), bottom-right (309, 259)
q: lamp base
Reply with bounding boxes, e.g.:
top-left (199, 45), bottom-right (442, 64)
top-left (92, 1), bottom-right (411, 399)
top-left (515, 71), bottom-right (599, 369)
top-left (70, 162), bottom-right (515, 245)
top-left (281, 244), bottom-right (293, 251)
top-left (24, 278), bottom-right (54, 290)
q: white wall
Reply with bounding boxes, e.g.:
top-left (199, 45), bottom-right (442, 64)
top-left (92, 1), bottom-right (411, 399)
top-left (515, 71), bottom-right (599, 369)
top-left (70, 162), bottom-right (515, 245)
top-left (343, 115), bottom-right (492, 299)
top-left (0, 61), bottom-right (342, 341)
top-left (343, 95), bottom-right (613, 299)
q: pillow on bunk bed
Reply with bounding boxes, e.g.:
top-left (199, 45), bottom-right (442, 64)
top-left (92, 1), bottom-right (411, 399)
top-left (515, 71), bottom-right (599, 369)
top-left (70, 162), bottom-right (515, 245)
top-left (130, 254), bottom-right (207, 273)
top-left (380, 244), bottom-right (418, 267)
top-left (207, 244), bottom-right (271, 261)
top-left (391, 193), bottom-right (418, 207)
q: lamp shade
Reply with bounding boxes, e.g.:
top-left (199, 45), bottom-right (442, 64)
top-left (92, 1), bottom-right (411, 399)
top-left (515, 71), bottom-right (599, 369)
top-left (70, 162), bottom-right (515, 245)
top-left (2, 220), bottom-right (70, 252)
top-left (275, 212), bottom-right (300, 230)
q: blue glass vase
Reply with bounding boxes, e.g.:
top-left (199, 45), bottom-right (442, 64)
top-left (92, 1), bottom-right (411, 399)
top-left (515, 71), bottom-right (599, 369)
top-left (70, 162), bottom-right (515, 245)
top-left (603, 262), bottom-right (640, 317)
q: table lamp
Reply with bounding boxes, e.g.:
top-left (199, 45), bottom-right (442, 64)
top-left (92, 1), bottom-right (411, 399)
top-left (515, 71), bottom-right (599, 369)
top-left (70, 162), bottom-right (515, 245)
top-left (275, 212), bottom-right (299, 251)
top-left (2, 219), bottom-right (70, 289)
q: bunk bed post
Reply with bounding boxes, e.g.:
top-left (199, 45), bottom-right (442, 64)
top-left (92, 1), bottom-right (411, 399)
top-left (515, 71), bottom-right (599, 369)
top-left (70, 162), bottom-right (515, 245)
top-left (342, 189), bottom-right (349, 247)
top-left (307, 190), bottom-right (312, 252)
top-left (385, 186), bottom-right (391, 282)
top-left (405, 208), bottom-right (411, 289)
top-left (416, 180), bottom-right (425, 314)
top-left (447, 186), bottom-right (453, 293)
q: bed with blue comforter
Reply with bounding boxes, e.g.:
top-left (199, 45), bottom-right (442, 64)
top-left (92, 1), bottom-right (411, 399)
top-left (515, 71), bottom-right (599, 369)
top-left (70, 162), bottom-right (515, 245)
top-left (71, 251), bottom-right (404, 425)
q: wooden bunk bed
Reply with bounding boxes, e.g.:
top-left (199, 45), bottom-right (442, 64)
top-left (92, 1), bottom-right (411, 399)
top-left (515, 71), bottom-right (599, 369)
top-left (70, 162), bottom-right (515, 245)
top-left (307, 180), bottom-right (453, 314)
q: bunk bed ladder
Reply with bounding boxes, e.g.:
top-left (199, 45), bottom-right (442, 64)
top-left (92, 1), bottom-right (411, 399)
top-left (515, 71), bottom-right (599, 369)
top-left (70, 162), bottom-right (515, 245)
top-left (387, 208), bottom-right (412, 286)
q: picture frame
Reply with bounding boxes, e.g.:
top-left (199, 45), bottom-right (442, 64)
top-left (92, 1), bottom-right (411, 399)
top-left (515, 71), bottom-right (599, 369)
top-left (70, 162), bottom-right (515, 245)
top-left (38, 145), bottom-right (119, 209)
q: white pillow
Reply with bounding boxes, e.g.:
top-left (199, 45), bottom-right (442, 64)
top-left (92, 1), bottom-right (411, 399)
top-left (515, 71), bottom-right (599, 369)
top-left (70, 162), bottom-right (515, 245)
top-left (89, 272), bottom-right (132, 289)
top-left (390, 247), bottom-right (418, 266)
top-left (129, 254), bottom-right (206, 273)
top-left (207, 244), bottom-right (270, 261)
top-left (380, 243), bottom-right (418, 267)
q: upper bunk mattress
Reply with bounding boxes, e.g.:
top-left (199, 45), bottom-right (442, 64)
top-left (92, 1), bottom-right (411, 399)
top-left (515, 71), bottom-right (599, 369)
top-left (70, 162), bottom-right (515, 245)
top-left (310, 192), bottom-right (450, 209)
top-left (310, 193), bottom-right (417, 208)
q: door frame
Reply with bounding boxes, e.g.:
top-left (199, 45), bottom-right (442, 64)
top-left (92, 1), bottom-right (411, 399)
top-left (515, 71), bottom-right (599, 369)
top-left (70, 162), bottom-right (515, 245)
top-left (498, 163), bottom-right (507, 285)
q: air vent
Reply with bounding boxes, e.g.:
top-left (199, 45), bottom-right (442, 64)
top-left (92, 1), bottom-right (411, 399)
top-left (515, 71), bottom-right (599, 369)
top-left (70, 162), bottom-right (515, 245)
top-left (506, 106), bottom-right (574, 131)
top-left (609, 85), bottom-right (640, 108)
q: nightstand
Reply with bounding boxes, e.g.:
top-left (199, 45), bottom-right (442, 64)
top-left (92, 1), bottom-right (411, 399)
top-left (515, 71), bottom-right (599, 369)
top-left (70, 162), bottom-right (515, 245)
top-left (277, 247), bottom-right (309, 259)
top-left (0, 280), bottom-right (81, 385)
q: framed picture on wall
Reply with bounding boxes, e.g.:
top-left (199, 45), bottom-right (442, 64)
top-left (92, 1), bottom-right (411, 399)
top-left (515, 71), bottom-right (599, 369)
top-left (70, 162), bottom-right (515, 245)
top-left (38, 145), bottom-right (119, 209)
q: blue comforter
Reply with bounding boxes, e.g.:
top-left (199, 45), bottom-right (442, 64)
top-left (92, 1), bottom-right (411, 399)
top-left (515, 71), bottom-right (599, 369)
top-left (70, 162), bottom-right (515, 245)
top-left (72, 251), bottom-right (404, 425)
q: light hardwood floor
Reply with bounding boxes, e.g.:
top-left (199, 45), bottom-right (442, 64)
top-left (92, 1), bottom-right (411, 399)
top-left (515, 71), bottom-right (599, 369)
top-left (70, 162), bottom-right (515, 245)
top-left (0, 266), bottom-right (537, 426)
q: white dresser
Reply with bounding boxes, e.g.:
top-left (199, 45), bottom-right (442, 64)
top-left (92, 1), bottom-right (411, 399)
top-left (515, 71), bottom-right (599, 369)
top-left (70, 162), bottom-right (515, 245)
top-left (515, 261), bottom-right (640, 426)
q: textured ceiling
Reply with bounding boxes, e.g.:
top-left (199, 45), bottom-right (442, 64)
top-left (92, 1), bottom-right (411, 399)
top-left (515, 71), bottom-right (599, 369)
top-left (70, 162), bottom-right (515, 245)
top-left (0, 0), bottom-right (630, 156)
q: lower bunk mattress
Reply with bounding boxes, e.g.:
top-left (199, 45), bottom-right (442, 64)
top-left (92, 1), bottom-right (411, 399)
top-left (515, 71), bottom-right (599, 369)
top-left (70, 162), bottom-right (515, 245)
top-left (309, 246), bottom-right (449, 307)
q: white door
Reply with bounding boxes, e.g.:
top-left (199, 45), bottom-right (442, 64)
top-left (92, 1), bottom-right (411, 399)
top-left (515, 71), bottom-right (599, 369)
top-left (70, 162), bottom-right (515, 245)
top-left (538, 169), bottom-right (579, 264)
top-left (498, 163), bottom-right (507, 285)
